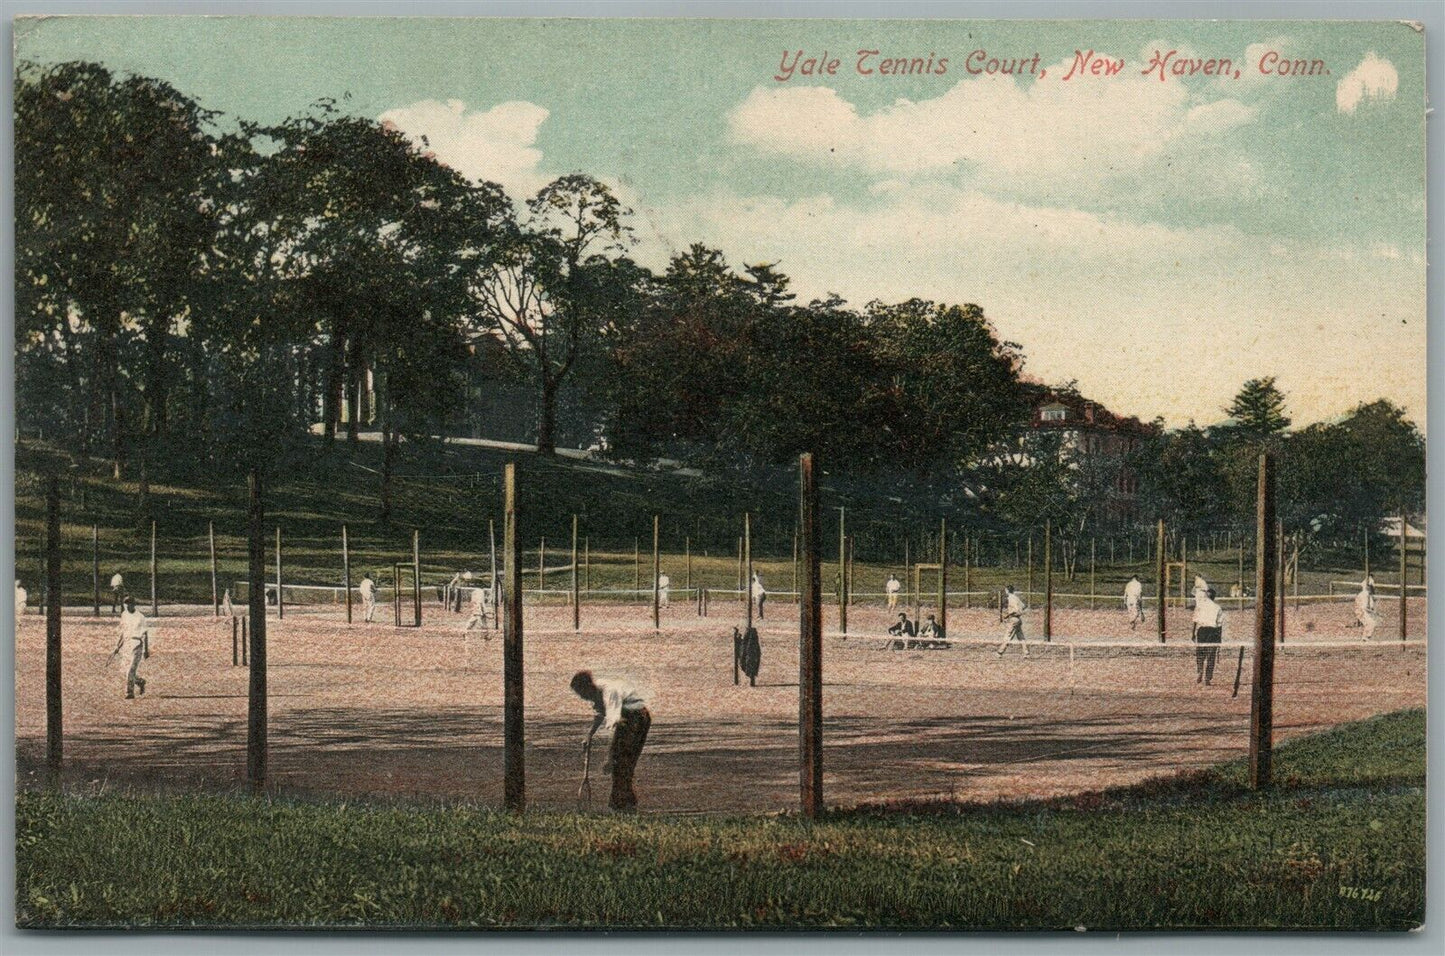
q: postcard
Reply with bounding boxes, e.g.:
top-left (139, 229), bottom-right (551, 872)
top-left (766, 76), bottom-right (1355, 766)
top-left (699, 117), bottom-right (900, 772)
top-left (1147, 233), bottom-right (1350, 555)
top-left (12, 16), bottom-right (1426, 930)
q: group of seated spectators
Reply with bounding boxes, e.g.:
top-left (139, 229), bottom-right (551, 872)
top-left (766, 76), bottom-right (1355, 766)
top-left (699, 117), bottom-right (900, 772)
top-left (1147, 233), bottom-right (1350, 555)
top-left (887, 611), bottom-right (945, 641)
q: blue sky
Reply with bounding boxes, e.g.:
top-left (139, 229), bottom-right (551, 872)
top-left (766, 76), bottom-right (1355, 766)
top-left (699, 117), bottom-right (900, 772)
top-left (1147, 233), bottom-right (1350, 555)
top-left (15, 16), bottom-right (1427, 426)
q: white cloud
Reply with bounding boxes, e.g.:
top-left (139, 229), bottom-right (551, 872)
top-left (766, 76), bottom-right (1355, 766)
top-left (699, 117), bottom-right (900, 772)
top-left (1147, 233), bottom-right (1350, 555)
top-left (726, 60), bottom-right (1255, 186)
top-left (378, 98), bottom-right (551, 196)
top-left (1336, 53), bottom-right (1398, 113)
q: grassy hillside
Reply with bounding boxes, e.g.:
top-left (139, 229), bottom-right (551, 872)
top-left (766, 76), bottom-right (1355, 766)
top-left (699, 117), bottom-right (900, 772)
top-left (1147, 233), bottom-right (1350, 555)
top-left (16, 709), bottom-right (1426, 930)
top-left (15, 437), bottom-right (1370, 606)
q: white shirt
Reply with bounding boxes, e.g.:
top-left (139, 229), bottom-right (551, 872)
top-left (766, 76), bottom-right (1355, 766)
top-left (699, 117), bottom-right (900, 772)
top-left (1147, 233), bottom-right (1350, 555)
top-left (885, 578), bottom-right (901, 594)
top-left (471, 589), bottom-right (486, 612)
top-left (1192, 597), bottom-right (1223, 629)
top-left (1006, 591), bottom-right (1026, 616)
top-left (110, 574), bottom-right (123, 589)
top-left (593, 676), bottom-right (647, 732)
top-left (360, 579), bottom-right (377, 601)
top-left (751, 578), bottom-right (766, 599)
top-left (658, 575), bottom-right (670, 590)
top-left (15, 585), bottom-right (27, 607)
top-left (1124, 579), bottom-right (1143, 603)
top-left (1355, 587), bottom-right (1375, 615)
top-left (119, 608), bottom-right (151, 647)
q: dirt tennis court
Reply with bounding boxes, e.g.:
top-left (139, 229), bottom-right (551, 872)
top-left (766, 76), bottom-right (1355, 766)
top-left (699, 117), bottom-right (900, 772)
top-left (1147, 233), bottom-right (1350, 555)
top-left (15, 597), bottom-right (1426, 812)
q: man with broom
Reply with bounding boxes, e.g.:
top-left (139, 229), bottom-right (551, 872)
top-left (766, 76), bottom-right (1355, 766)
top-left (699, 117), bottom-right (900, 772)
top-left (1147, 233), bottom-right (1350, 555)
top-left (570, 670), bottom-right (651, 812)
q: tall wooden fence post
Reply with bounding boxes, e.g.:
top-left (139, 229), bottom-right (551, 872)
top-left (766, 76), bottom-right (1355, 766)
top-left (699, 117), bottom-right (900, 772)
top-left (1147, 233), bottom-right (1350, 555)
top-left (1156, 519), bottom-right (1167, 643)
top-left (1249, 452), bottom-right (1278, 790)
top-left (490, 519), bottom-right (499, 631)
top-left (503, 463), bottom-right (525, 812)
top-left (246, 468), bottom-right (268, 793)
top-left (1275, 519), bottom-right (1285, 643)
top-left (838, 508), bottom-right (847, 635)
top-left (798, 454), bottom-right (823, 817)
top-left (1043, 519), bottom-right (1053, 642)
top-left (938, 518), bottom-right (948, 637)
top-left (1399, 510), bottom-right (1409, 641)
top-left (45, 478), bottom-right (63, 786)
top-left (962, 534), bottom-right (971, 610)
top-left (412, 529), bottom-right (421, 626)
top-left (744, 512), bottom-right (753, 632)
top-left (342, 524), bottom-right (352, 624)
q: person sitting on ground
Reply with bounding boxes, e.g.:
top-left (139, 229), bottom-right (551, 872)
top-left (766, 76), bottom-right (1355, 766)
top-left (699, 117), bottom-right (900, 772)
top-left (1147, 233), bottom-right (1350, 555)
top-left (918, 614), bottom-right (944, 642)
top-left (887, 612), bottom-right (917, 637)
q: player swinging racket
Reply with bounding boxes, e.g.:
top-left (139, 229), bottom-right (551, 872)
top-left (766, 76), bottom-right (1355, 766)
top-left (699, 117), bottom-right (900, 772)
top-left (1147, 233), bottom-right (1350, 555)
top-left (996, 585), bottom-right (1029, 658)
top-left (1124, 575), bottom-right (1144, 630)
top-left (110, 596), bottom-right (152, 699)
top-left (571, 670), bottom-right (652, 812)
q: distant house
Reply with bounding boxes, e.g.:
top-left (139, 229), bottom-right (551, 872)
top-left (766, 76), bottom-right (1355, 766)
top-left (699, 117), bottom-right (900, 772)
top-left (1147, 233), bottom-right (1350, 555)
top-left (1028, 392), bottom-right (1157, 522)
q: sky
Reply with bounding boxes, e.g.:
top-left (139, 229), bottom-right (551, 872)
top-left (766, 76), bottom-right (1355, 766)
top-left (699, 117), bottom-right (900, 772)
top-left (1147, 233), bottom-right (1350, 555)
top-left (14, 17), bottom-right (1427, 428)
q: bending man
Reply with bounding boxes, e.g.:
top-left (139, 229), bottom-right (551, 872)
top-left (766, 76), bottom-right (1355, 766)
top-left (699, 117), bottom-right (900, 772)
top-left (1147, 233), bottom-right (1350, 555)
top-left (571, 670), bottom-right (652, 812)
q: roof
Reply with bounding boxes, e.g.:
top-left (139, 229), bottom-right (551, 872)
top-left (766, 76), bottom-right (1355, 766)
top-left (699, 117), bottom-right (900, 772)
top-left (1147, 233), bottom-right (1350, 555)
top-left (1029, 392), bottom-right (1156, 436)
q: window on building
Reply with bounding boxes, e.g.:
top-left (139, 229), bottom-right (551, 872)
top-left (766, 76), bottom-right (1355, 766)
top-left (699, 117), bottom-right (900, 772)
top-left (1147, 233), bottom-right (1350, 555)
top-left (1042, 407), bottom-right (1068, 422)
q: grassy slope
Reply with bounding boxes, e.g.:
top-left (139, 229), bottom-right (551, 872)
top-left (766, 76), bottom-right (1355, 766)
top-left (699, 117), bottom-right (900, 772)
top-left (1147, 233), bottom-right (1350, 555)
top-left (14, 438), bottom-right (1366, 605)
top-left (15, 709), bottom-right (1425, 930)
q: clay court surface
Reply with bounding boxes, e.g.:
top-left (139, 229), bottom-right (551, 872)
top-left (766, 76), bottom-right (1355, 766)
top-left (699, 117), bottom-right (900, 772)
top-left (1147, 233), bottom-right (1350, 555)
top-left (16, 598), bottom-right (1426, 813)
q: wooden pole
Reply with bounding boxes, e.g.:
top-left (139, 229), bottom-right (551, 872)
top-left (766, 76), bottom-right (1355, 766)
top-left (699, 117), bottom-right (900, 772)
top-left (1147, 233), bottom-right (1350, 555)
top-left (846, 536), bottom-right (855, 608)
top-left (1180, 535), bottom-right (1188, 606)
top-left (1238, 538), bottom-right (1245, 599)
top-left (584, 538), bottom-right (591, 599)
top-left (538, 537), bottom-right (546, 594)
top-left (1363, 525), bottom-right (1370, 582)
top-left (736, 536), bottom-right (743, 599)
top-left (1026, 535), bottom-right (1033, 603)
top-left (798, 453), bottom-right (823, 817)
top-left (572, 515), bottom-right (580, 631)
top-left (652, 515), bottom-right (661, 631)
top-left (1043, 519), bottom-right (1053, 642)
top-left (792, 531), bottom-right (798, 606)
top-left (937, 518), bottom-right (947, 637)
top-left (838, 508), bottom-right (847, 635)
top-left (274, 526), bottom-right (283, 620)
top-left (1399, 510), bottom-right (1408, 641)
top-left (744, 512), bottom-right (753, 631)
top-left (209, 521), bottom-right (219, 617)
top-left (1089, 537), bottom-right (1096, 610)
top-left (246, 468), bottom-right (268, 793)
top-left (342, 524), bottom-right (352, 624)
top-left (413, 529), bottom-right (422, 626)
top-left (502, 463), bottom-right (525, 812)
top-left (1291, 535), bottom-right (1300, 609)
top-left (1156, 519), bottom-right (1166, 643)
top-left (963, 535), bottom-right (971, 610)
top-left (45, 478), bottom-right (62, 785)
top-left (91, 524), bottom-right (100, 617)
top-left (150, 519), bottom-right (158, 617)
top-left (1249, 452), bottom-right (1277, 790)
top-left (685, 536), bottom-right (692, 591)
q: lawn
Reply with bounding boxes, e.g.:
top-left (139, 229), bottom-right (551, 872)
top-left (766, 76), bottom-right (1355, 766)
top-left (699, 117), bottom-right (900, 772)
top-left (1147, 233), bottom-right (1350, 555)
top-left (15, 709), bottom-right (1425, 930)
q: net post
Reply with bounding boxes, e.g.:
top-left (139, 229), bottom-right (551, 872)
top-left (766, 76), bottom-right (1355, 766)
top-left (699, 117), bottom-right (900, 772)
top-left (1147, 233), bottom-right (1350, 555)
top-left (412, 529), bottom-right (421, 627)
top-left (45, 477), bottom-right (63, 786)
top-left (275, 526), bottom-right (283, 620)
top-left (963, 534), bottom-right (971, 610)
top-left (232, 616), bottom-right (239, 667)
top-left (246, 468), bottom-right (268, 794)
top-left (1043, 519), bottom-right (1052, 642)
top-left (685, 535), bottom-right (692, 591)
top-left (838, 507), bottom-right (847, 635)
top-left (342, 523), bottom-right (352, 624)
top-left (1249, 452), bottom-right (1277, 790)
top-left (938, 518), bottom-right (947, 637)
top-left (1180, 535), bottom-right (1188, 607)
top-left (635, 538), bottom-right (642, 601)
top-left (1156, 519), bottom-right (1166, 643)
top-left (538, 536), bottom-right (546, 595)
top-left (1275, 519), bottom-right (1285, 643)
top-left (652, 514), bottom-right (661, 631)
top-left (583, 537), bottom-right (590, 600)
top-left (502, 463), bottom-right (525, 812)
top-left (1292, 535), bottom-right (1300, 609)
top-left (846, 535), bottom-right (855, 609)
top-left (209, 521), bottom-right (219, 617)
top-left (1399, 510), bottom-right (1408, 641)
top-left (572, 514), bottom-right (580, 632)
top-left (1089, 537), bottom-right (1096, 610)
top-left (744, 512), bottom-right (753, 632)
top-left (798, 453), bottom-right (823, 817)
top-left (91, 524), bottom-right (100, 617)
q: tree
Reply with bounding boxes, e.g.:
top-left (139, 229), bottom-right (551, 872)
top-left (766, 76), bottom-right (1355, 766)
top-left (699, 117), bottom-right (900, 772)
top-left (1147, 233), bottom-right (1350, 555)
top-left (1225, 377), bottom-right (1291, 439)
top-left (467, 175), bottom-right (632, 454)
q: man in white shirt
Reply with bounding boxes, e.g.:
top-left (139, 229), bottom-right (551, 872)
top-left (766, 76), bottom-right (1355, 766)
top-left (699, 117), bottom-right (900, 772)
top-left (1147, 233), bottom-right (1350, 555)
top-left (1191, 587), bottom-right (1225, 686)
top-left (221, 588), bottom-right (234, 618)
top-left (885, 574), bottom-right (902, 609)
top-left (15, 580), bottom-right (28, 622)
top-left (359, 572), bottom-right (378, 623)
top-left (463, 586), bottom-right (490, 636)
top-left (997, 585), bottom-right (1029, 658)
top-left (751, 572), bottom-right (767, 620)
top-left (657, 572), bottom-right (671, 607)
top-left (109, 572), bottom-right (124, 614)
top-left (571, 670), bottom-right (652, 812)
top-left (1123, 575), bottom-right (1144, 630)
top-left (112, 596), bottom-right (152, 699)
top-left (1354, 578), bottom-right (1379, 640)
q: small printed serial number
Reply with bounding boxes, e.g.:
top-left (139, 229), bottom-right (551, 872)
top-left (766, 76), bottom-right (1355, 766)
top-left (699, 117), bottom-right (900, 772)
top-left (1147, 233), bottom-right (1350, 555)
top-left (1339, 886), bottom-right (1384, 901)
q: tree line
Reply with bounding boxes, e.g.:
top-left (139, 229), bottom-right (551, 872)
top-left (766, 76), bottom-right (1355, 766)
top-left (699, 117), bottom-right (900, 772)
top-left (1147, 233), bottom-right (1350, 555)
top-left (15, 61), bottom-right (1425, 547)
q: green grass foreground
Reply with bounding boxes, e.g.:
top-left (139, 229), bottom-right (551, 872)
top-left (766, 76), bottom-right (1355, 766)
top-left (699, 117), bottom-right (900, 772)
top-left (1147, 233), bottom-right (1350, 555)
top-left (16, 710), bottom-right (1425, 930)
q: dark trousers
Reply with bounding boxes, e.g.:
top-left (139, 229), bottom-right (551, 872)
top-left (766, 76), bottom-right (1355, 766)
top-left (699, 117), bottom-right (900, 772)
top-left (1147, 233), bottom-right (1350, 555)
top-left (756, 594), bottom-right (766, 619)
top-left (1195, 627), bottom-right (1221, 683)
top-left (610, 707), bottom-right (652, 811)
